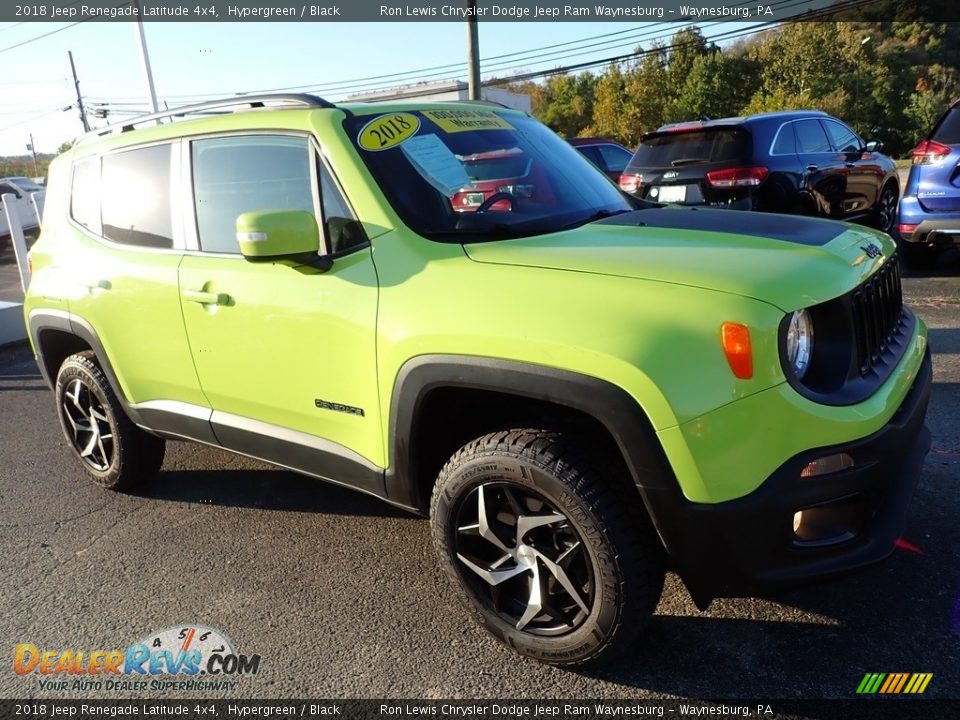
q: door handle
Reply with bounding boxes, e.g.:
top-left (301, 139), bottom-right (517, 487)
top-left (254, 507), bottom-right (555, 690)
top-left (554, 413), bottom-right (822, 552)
top-left (81, 280), bottom-right (110, 291)
top-left (182, 289), bottom-right (229, 305)
top-left (806, 165), bottom-right (818, 172)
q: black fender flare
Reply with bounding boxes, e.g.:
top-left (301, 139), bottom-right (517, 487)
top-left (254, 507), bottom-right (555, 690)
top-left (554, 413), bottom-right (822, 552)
top-left (28, 309), bottom-right (147, 426)
top-left (383, 354), bottom-right (677, 513)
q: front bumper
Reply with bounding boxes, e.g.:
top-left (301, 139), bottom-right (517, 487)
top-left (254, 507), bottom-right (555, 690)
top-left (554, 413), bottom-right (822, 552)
top-left (647, 348), bottom-right (932, 606)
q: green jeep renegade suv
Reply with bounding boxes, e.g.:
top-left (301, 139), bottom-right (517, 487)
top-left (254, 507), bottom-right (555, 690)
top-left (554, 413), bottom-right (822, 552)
top-left (24, 95), bottom-right (931, 666)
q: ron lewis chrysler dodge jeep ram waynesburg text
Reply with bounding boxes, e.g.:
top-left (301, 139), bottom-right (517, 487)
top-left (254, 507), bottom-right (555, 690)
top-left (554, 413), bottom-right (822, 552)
top-left (24, 95), bottom-right (931, 666)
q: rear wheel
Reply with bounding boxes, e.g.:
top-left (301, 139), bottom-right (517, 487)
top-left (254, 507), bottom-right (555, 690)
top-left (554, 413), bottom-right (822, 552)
top-left (55, 352), bottom-right (165, 491)
top-left (430, 429), bottom-right (665, 666)
top-left (876, 182), bottom-right (899, 235)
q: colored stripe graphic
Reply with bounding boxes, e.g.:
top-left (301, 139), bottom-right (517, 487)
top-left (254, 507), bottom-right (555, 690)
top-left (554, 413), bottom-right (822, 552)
top-left (857, 673), bottom-right (933, 694)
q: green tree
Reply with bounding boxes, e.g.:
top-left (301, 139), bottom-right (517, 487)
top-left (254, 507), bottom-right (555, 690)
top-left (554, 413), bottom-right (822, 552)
top-left (537, 72), bottom-right (597, 137)
top-left (587, 63), bottom-right (628, 142)
top-left (670, 51), bottom-right (760, 122)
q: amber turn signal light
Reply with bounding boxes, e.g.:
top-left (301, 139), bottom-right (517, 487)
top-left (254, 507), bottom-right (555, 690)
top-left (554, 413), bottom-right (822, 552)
top-left (721, 322), bottom-right (753, 379)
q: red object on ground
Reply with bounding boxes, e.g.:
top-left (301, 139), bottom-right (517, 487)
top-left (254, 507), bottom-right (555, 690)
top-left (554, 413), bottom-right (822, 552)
top-left (895, 538), bottom-right (925, 555)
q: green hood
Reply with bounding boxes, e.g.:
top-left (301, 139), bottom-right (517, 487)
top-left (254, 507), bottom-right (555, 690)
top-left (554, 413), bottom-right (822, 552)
top-left (464, 208), bottom-right (895, 311)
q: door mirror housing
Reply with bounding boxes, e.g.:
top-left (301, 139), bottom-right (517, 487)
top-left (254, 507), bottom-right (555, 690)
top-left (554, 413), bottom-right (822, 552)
top-left (864, 139), bottom-right (883, 153)
top-left (235, 210), bottom-right (331, 270)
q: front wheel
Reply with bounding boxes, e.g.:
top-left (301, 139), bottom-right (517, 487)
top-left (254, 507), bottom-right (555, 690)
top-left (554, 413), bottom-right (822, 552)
top-left (430, 429), bottom-right (665, 666)
top-left (55, 351), bottom-right (165, 491)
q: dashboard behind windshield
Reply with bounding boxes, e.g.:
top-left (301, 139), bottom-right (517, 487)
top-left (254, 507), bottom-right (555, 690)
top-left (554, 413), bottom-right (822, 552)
top-left (344, 108), bottom-right (631, 241)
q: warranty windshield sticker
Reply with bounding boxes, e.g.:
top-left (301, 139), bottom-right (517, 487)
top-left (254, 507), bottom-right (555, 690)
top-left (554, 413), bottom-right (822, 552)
top-left (401, 134), bottom-right (473, 197)
top-left (357, 113), bottom-right (421, 151)
top-left (422, 109), bottom-right (514, 134)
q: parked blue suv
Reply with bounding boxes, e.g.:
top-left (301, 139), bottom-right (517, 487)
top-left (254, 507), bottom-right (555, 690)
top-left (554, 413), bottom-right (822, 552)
top-left (898, 101), bottom-right (960, 269)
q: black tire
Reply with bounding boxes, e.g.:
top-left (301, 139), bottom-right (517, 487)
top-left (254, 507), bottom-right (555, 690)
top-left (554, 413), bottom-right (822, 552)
top-left (899, 240), bottom-right (937, 272)
top-left (876, 182), bottom-right (899, 235)
top-left (430, 429), bottom-right (665, 666)
top-left (55, 351), bottom-right (165, 491)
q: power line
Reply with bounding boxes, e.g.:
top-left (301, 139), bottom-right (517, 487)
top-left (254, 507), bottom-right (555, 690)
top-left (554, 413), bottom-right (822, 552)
top-left (0, 107), bottom-right (71, 134)
top-left (0, 1), bottom-right (111, 56)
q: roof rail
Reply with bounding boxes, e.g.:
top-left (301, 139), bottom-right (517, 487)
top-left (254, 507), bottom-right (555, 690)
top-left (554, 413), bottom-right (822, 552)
top-left (454, 98), bottom-right (511, 109)
top-left (77, 93), bottom-right (335, 144)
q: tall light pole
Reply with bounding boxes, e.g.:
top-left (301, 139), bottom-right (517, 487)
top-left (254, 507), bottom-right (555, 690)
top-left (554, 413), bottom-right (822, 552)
top-left (130, 0), bottom-right (160, 115)
top-left (465, 0), bottom-right (481, 100)
top-left (855, 35), bottom-right (871, 134)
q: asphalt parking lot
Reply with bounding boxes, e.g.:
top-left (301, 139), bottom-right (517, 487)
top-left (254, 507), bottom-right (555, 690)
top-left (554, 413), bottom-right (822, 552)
top-left (0, 247), bottom-right (957, 701)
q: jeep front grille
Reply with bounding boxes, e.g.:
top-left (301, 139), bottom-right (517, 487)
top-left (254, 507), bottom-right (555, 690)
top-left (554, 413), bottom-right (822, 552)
top-left (850, 255), bottom-right (905, 376)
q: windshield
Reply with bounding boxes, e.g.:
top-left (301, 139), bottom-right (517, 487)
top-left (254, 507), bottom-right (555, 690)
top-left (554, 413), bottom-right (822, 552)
top-left (344, 109), bottom-right (632, 241)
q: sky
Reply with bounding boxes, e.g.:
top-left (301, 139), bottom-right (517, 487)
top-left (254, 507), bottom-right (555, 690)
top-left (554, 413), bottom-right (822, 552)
top-left (0, 19), bottom-right (757, 157)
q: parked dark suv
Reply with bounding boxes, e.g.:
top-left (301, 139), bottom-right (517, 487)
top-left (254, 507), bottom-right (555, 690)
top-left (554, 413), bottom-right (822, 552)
top-left (618, 110), bottom-right (900, 233)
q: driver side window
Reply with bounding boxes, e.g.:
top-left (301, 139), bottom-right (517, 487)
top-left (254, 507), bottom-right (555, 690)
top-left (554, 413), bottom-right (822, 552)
top-left (191, 135), bottom-right (316, 254)
top-left (824, 121), bottom-right (863, 154)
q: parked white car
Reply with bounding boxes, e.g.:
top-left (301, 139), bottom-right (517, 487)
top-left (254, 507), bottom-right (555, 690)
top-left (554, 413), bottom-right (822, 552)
top-left (0, 178), bottom-right (42, 251)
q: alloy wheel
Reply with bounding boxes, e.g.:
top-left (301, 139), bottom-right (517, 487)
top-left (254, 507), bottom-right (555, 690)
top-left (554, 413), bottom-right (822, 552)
top-left (879, 187), bottom-right (897, 233)
top-left (60, 378), bottom-right (114, 472)
top-left (453, 482), bottom-right (595, 636)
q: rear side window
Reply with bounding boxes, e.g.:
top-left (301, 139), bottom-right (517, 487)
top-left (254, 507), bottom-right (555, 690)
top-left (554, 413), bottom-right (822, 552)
top-left (70, 157), bottom-right (102, 236)
top-left (772, 123), bottom-right (797, 154)
top-left (823, 121), bottom-right (862, 153)
top-left (930, 106), bottom-right (960, 145)
top-left (597, 144), bottom-right (632, 173)
top-left (629, 128), bottom-right (750, 168)
top-left (192, 135), bottom-right (315, 254)
top-left (795, 120), bottom-right (832, 153)
top-left (101, 145), bottom-right (174, 249)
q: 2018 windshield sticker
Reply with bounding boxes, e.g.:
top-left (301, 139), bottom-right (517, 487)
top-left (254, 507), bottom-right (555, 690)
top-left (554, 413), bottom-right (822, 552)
top-left (357, 113), bottom-right (420, 151)
top-left (422, 109), bottom-right (514, 134)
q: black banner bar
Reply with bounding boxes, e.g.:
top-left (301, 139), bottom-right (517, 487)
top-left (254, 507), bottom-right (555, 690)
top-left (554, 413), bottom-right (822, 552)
top-left (0, 700), bottom-right (952, 720)
top-left (4, 0), bottom-right (960, 23)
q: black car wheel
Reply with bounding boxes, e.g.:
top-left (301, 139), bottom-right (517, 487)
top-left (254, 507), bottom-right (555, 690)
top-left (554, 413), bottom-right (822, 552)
top-left (431, 429), bottom-right (665, 666)
top-left (56, 351), bottom-right (165, 491)
top-left (877, 183), bottom-right (899, 234)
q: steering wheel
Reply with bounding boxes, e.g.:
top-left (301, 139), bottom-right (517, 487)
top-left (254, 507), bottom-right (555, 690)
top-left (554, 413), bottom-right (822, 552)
top-left (475, 192), bottom-right (517, 213)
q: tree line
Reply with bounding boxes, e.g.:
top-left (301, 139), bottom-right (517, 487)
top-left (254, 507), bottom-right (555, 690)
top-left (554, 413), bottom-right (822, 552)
top-left (500, 19), bottom-right (960, 157)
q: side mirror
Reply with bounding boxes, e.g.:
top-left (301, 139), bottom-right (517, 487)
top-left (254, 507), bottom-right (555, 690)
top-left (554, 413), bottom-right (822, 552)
top-left (864, 140), bottom-right (883, 153)
top-left (235, 210), bottom-right (331, 270)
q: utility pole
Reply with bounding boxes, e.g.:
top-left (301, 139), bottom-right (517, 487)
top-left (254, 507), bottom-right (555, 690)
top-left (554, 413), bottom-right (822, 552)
top-left (465, 0), bottom-right (481, 100)
top-left (28, 134), bottom-right (38, 176)
top-left (130, 0), bottom-right (160, 114)
top-left (68, 51), bottom-right (90, 132)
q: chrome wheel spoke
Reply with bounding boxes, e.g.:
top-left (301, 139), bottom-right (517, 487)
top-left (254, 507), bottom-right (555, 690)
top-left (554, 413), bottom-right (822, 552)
top-left (457, 553), bottom-right (528, 587)
top-left (536, 549), bottom-right (590, 614)
top-left (79, 432), bottom-right (99, 458)
top-left (476, 485), bottom-right (511, 553)
top-left (556, 540), bottom-right (582, 568)
top-left (515, 563), bottom-right (543, 631)
top-left (515, 511), bottom-right (564, 543)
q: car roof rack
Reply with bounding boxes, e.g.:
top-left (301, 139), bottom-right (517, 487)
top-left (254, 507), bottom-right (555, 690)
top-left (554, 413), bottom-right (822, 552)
top-left (454, 98), bottom-right (511, 109)
top-left (77, 93), bottom-right (335, 144)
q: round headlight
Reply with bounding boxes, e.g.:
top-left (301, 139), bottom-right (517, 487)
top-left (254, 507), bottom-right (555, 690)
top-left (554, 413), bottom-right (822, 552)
top-left (786, 309), bottom-right (814, 379)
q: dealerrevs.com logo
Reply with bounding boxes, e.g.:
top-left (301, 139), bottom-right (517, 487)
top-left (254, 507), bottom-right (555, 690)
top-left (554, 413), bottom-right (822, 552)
top-left (13, 625), bottom-right (260, 692)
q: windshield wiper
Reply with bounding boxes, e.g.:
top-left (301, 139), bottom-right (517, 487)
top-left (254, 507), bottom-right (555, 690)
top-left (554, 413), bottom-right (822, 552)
top-left (670, 158), bottom-right (708, 166)
top-left (560, 208), bottom-right (632, 231)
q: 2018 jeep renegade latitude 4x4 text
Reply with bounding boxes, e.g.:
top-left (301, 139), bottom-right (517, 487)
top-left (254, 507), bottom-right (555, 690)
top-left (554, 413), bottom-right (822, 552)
top-left (24, 95), bottom-right (931, 666)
